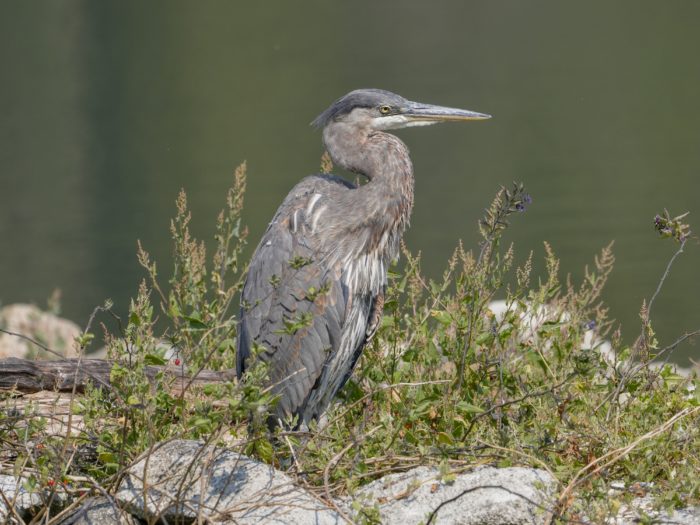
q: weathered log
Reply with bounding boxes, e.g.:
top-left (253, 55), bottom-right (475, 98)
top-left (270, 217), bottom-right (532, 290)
top-left (0, 357), bottom-right (237, 394)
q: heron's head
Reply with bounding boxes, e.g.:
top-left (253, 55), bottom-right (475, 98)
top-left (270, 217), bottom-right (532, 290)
top-left (312, 88), bottom-right (491, 132)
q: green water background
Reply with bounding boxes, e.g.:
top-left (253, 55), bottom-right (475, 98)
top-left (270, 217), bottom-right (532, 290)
top-left (1, 1), bottom-right (698, 364)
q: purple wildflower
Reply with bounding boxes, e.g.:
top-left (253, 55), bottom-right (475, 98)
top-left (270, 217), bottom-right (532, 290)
top-left (515, 194), bottom-right (532, 212)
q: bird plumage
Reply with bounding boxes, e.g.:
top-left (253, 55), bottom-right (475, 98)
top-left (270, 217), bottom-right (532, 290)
top-left (237, 164), bottom-right (409, 425)
top-left (237, 88), bottom-right (489, 427)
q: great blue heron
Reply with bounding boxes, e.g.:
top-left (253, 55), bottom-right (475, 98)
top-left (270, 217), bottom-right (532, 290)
top-left (237, 88), bottom-right (490, 427)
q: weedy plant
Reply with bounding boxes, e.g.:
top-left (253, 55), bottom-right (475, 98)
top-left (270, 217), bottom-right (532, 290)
top-left (87, 162), bottom-right (277, 463)
top-left (3, 163), bottom-right (276, 503)
top-left (270, 181), bottom-right (699, 522)
top-left (1, 162), bottom-right (698, 524)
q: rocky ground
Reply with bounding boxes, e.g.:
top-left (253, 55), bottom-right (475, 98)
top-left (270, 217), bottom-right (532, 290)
top-left (1, 303), bottom-right (698, 524)
top-left (2, 439), bottom-right (698, 524)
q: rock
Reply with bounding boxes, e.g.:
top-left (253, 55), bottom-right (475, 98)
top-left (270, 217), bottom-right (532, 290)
top-left (0, 475), bottom-right (43, 522)
top-left (115, 439), bottom-right (346, 524)
top-left (341, 465), bottom-right (557, 525)
top-left (605, 489), bottom-right (700, 525)
top-left (612, 502), bottom-right (700, 525)
top-left (487, 300), bottom-right (613, 363)
top-left (659, 506), bottom-right (700, 525)
top-left (487, 300), bottom-right (698, 377)
top-left (0, 304), bottom-right (81, 359)
top-left (56, 496), bottom-right (138, 525)
top-left (0, 474), bottom-right (67, 522)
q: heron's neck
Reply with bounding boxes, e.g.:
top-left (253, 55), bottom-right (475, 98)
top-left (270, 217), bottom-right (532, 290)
top-left (321, 125), bottom-right (415, 267)
top-left (323, 125), bottom-right (415, 210)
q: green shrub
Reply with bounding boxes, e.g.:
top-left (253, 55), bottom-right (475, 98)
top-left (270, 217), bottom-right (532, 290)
top-left (2, 163), bottom-right (697, 523)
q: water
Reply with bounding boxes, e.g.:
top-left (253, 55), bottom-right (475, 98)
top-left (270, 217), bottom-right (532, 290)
top-left (1, 1), bottom-right (698, 365)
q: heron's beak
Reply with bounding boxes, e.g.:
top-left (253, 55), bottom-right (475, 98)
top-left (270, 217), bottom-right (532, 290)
top-left (403, 101), bottom-right (491, 124)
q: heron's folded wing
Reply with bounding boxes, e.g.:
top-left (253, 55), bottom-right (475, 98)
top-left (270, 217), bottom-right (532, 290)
top-left (237, 179), bottom-right (348, 420)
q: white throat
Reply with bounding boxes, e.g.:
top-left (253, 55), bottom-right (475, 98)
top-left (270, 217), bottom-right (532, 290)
top-left (370, 115), bottom-right (438, 130)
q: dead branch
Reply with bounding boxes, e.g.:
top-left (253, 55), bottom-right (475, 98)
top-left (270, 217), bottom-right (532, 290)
top-left (0, 357), bottom-right (237, 395)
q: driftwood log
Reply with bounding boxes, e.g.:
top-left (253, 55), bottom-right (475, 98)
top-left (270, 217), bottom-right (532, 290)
top-left (0, 358), bottom-right (240, 438)
top-left (0, 357), bottom-right (237, 395)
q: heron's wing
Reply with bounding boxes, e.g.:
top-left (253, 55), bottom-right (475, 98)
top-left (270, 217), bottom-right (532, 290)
top-left (237, 175), bottom-right (354, 421)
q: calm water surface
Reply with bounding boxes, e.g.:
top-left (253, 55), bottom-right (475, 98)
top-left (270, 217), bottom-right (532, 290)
top-left (1, 1), bottom-right (698, 364)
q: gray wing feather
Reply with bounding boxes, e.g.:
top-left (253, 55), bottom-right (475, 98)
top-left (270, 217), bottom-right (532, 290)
top-left (237, 174), bottom-right (363, 423)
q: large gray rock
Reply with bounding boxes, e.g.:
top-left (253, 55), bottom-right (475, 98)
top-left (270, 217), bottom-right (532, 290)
top-left (0, 474), bottom-right (66, 523)
top-left (57, 496), bottom-right (138, 525)
top-left (0, 304), bottom-right (81, 359)
top-left (342, 465), bottom-right (557, 525)
top-left (0, 475), bottom-right (43, 522)
top-left (115, 439), bottom-right (346, 524)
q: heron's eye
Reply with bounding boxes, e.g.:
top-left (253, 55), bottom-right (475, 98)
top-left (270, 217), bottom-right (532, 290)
top-left (379, 105), bottom-right (392, 115)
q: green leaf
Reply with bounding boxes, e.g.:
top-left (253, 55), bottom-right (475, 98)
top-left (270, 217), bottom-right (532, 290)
top-left (432, 310), bottom-right (452, 326)
top-left (456, 401), bottom-right (484, 414)
top-left (498, 324), bottom-right (514, 342)
top-left (127, 395), bottom-right (141, 406)
top-left (191, 417), bottom-right (212, 429)
top-left (412, 400), bottom-right (433, 417)
top-left (168, 300), bottom-right (182, 318)
top-left (77, 332), bottom-right (95, 347)
top-left (254, 438), bottom-right (274, 463)
top-left (203, 384), bottom-right (220, 396)
top-left (144, 353), bottom-right (167, 366)
top-left (184, 314), bottom-right (207, 329)
top-left (217, 338), bottom-right (236, 354)
top-left (475, 331), bottom-right (494, 345)
top-left (437, 432), bottom-right (454, 446)
top-left (110, 363), bottom-right (127, 382)
top-left (99, 452), bottom-right (117, 464)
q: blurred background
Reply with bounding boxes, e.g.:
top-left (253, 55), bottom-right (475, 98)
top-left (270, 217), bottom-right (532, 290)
top-left (1, 1), bottom-right (698, 365)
